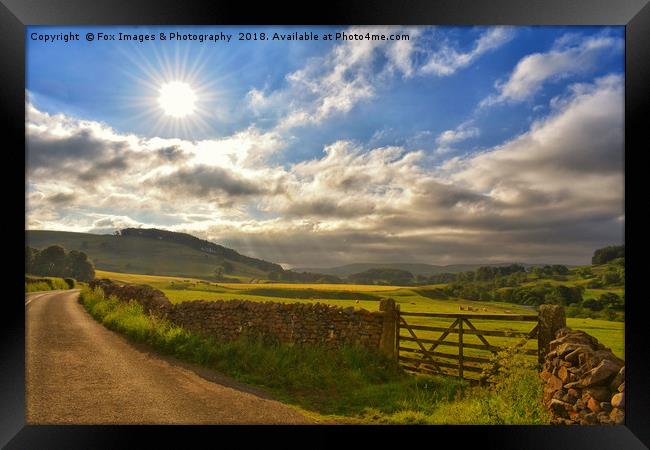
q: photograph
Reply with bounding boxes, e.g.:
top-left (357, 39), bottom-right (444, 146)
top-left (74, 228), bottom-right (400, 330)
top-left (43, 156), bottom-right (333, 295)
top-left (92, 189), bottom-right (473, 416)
top-left (22, 23), bottom-right (629, 427)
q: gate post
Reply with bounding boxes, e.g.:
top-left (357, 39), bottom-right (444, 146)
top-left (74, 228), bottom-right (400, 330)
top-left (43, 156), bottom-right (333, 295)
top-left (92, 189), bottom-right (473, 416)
top-left (379, 298), bottom-right (398, 360)
top-left (537, 304), bottom-right (566, 365)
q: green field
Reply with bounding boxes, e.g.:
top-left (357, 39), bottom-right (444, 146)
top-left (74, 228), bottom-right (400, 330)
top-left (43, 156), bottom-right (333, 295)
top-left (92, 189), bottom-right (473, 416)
top-left (96, 269), bottom-right (624, 360)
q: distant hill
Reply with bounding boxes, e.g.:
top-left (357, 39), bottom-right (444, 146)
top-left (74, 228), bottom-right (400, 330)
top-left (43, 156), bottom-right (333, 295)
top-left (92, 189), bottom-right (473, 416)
top-left (25, 229), bottom-right (282, 280)
top-left (294, 262), bottom-right (542, 278)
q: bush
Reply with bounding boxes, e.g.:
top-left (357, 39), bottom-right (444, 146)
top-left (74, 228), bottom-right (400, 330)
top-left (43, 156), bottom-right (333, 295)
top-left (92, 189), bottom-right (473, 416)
top-left (64, 278), bottom-right (76, 289)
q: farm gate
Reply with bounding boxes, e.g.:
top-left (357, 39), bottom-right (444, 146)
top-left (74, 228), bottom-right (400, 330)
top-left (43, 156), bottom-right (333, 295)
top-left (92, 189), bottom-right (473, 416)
top-left (396, 309), bottom-right (540, 382)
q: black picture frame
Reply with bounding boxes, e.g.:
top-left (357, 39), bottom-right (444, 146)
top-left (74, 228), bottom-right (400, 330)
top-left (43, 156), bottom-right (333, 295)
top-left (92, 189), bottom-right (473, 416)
top-left (3, 0), bottom-right (648, 448)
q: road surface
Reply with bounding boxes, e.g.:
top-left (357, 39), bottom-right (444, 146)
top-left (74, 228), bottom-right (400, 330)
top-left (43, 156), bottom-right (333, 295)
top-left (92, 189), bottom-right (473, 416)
top-left (26, 290), bottom-right (313, 424)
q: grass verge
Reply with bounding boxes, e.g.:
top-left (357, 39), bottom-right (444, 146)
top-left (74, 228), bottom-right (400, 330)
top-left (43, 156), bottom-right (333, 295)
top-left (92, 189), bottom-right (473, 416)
top-left (79, 286), bottom-right (550, 424)
top-left (25, 275), bottom-right (70, 293)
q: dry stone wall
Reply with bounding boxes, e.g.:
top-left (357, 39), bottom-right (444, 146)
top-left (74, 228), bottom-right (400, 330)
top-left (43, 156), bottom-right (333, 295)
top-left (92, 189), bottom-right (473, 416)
top-left (541, 327), bottom-right (625, 425)
top-left (170, 299), bottom-right (384, 348)
top-left (89, 279), bottom-right (386, 350)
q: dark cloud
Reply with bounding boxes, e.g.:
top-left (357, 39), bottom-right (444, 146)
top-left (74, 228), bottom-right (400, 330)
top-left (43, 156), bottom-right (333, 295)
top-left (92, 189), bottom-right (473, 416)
top-left (282, 198), bottom-right (376, 218)
top-left (152, 164), bottom-right (266, 198)
top-left (45, 192), bottom-right (77, 205)
top-left (76, 156), bottom-right (130, 182)
top-left (156, 145), bottom-right (189, 162)
top-left (27, 130), bottom-right (127, 170)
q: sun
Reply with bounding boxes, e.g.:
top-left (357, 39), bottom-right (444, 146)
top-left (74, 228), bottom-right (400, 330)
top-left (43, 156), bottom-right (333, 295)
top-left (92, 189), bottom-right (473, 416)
top-left (158, 81), bottom-right (197, 118)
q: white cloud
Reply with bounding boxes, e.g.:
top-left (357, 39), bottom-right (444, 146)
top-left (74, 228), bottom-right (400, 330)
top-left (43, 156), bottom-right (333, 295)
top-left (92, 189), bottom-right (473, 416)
top-left (247, 26), bottom-right (513, 131)
top-left (436, 122), bottom-right (480, 145)
top-left (481, 33), bottom-right (623, 106)
top-left (451, 74), bottom-right (624, 210)
top-left (420, 27), bottom-right (514, 76)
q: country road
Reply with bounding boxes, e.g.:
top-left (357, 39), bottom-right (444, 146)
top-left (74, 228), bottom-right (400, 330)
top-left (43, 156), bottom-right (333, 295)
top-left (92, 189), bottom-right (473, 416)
top-left (26, 290), bottom-right (313, 424)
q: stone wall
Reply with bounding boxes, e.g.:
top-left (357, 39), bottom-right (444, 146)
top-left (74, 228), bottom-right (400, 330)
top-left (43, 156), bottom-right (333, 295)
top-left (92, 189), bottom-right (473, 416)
top-left (541, 327), bottom-right (625, 425)
top-left (91, 279), bottom-right (173, 317)
top-left (89, 279), bottom-right (389, 351)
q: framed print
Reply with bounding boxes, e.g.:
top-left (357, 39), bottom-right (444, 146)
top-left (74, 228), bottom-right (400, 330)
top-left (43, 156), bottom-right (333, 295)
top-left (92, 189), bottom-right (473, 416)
top-left (2, 0), bottom-right (649, 448)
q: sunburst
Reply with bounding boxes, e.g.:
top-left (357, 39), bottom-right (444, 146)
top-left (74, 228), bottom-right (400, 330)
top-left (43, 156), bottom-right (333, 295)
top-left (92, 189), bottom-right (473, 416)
top-left (115, 42), bottom-right (227, 139)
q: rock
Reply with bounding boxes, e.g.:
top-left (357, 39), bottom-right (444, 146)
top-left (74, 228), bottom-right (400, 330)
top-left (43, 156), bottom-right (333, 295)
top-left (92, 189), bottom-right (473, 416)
top-left (586, 386), bottom-right (611, 402)
top-left (550, 399), bottom-right (572, 417)
top-left (582, 412), bottom-right (598, 424)
top-left (565, 347), bottom-right (591, 364)
top-left (565, 390), bottom-right (579, 404)
top-left (597, 411), bottom-right (613, 424)
top-left (547, 374), bottom-right (564, 391)
top-left (553, 389), bottom-right (566, 401)
top-left (580, 359), bottom-right (623, 387)
top-left (600, 402), bottom-right (612, 413)
top-left (610, 407), bottom-right (625, 424)
top-left (587, 397), bottom-right (601, 413)
top-left (610, 366), bottom-right (625, 392)
top-left (611, 392), bottom-right (625, 409)
top-left (557, 366), bottom-right (570, 383)
top-left (592, 350), bottom-right (623, 365)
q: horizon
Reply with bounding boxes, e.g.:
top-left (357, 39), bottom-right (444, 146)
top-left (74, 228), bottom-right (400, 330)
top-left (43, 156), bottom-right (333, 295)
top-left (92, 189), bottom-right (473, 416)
top-left (26, 25), bottom-right (625, 267)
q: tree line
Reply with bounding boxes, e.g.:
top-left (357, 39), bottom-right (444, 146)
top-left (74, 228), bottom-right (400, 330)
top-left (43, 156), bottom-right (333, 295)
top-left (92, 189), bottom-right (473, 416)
top-left (26, 245), bottom-right (95, 282)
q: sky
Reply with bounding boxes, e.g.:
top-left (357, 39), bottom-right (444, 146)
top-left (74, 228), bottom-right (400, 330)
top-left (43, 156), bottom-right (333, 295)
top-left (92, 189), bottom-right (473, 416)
top-left (25, 25), bottom-right (625, 267)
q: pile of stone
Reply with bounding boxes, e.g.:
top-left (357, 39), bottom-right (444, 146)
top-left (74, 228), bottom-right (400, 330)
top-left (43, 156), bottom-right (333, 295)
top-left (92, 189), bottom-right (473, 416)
top-left (541, 327), bottom-right (625, 425)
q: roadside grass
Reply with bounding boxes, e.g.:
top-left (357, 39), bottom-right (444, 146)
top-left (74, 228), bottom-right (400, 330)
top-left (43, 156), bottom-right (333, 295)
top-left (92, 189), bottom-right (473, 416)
top-left (79, 286), bottom-right (550, 424)
top-left (25, 275), bottom-right (70, 293)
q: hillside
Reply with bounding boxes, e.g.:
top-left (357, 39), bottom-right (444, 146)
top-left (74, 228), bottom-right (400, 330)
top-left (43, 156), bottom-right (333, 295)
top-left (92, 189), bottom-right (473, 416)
top-left (295, 262), bottom-right (542, 277)
top-left (25, 229), bottom-right (281, 280)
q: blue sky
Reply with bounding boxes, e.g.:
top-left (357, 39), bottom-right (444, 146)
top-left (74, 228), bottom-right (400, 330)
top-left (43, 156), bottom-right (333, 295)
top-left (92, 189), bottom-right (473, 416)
top-left (26, 26), bottom-right (625, 266)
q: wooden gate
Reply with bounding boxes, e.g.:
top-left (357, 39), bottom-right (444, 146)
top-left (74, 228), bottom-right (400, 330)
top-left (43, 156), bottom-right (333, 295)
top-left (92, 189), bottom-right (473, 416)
top-left (397, 311), bottom-right (539, 382)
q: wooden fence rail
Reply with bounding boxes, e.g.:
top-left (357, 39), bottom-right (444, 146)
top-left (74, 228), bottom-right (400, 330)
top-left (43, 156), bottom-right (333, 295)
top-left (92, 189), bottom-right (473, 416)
top-left (397, 311), bottom-right (540, 382)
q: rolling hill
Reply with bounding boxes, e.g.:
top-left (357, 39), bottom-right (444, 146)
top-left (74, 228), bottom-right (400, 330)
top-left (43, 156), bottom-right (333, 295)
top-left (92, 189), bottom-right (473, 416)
top-left (25, 229), bottom-right (282, 281)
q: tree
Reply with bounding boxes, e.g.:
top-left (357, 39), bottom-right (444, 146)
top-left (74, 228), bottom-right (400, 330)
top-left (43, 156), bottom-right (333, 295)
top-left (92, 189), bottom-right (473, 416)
top-left (599, 292), bottom-right (624, 310)
top-left (582, 298), bottom-right (604, 311)
top-left (222, 261), bottom-right (234, 274)
top-left (25, 246), bottom-right (39, 274)
top-left (26, 245), bottom-right (95, 282)
top-left (66, 250), bottom-right (95, 282)
top-left (601, 269), bottom-right (621, 286)
top-left (551, 265), bottom-right (569, 275)
top-left (33, 245), bottom-right (67, 277)
top-left (592, 245), bottom-right (624, 265)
